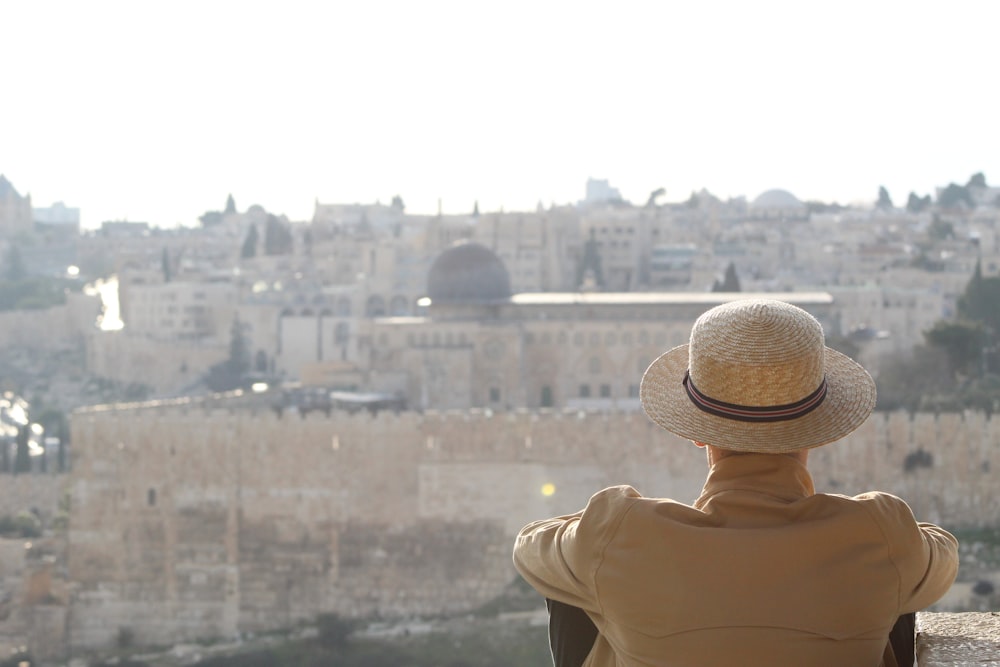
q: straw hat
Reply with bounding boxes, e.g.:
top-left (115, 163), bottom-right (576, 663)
top-left (640, 299), bottom-right (876, 452)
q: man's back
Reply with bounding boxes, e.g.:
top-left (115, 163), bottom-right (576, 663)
top-left (514, 454), bottom-right (958, 667)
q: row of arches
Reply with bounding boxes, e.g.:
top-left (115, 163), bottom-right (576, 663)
top-left (277, 294), bottom-right (423, 319)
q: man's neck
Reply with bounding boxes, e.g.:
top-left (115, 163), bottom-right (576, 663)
top-left (704, 444), bottom-right (809, 468)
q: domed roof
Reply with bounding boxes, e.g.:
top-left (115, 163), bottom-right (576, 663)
top-left (750, 189), bottom-right (805, 209)
top-left (427, 241), bottom-right (512, 304)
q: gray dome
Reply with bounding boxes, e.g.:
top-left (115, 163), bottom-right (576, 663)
top-left (427, 241), bottom-right (511, 304)
top-left (751, 189), bottom-right (805, 209)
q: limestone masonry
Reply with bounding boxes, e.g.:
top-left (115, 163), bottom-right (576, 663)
top-left (61, 403), bottom-right (997, 652)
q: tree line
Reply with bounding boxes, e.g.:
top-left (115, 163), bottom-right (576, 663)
top-left (877, 259), bottom-right (1000, 413)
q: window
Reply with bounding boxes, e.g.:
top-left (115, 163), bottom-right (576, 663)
top-left (579, 384), bottom-right (591, 398)
top-left (540, 386), bottom-right (554, 407)
top-left (489, 387), bottom-right (501, 403)
top-left (147, 489), bottom-right (157, 507)
top-left (628, 384), bottom-right (640, 398)
top-left (600, 384), bottom-right (611, 398)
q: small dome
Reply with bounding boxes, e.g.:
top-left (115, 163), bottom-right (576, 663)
top-left (427, 241), bottom-right (511, 304)
top-left (751, 189), bottom-right (805, 209)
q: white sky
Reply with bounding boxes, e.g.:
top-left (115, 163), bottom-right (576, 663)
top-left (3, 1), bottom-right (999, 228)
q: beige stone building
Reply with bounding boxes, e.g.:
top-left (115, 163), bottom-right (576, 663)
top-left (0, 175), bottom-right (33, 238)
top-left (295, 242), bottom-right (838, 412)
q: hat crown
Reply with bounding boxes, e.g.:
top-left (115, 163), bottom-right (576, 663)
top-left (687, 300), bottom-right (826, 408)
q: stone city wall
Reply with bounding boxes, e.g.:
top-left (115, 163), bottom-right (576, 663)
top-left (0, 474), bottom-right (67, 521)
top-left (65, 405), bottom-right (999, 652)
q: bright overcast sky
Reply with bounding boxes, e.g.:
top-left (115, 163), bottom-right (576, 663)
top-left (3, 1), bottom-right (999, 228)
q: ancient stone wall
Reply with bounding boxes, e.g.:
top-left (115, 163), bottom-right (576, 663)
top-left (0, 474), bottom-right (67, 521)
top-left (65, 405), bottom-right (1000, 651)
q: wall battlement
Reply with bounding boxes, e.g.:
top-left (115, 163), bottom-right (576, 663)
top-left (60, 405), bottom-right (999, 652)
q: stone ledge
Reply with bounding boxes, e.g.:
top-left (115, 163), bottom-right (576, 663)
top-left (917, 612), bottom-right (1000, 666)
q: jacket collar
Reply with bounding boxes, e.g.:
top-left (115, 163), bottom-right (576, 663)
top-left (693, 452), bottom-right (816, 510)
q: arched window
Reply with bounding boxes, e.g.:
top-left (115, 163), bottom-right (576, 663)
top-left (390, 295), bottom-right (409, 316)
top-left (366, 295), bottom-right (386, 317)
top-left (334, 322), bottom-right (350, 344)
top-left (336, 297), bottom-right (352, 317)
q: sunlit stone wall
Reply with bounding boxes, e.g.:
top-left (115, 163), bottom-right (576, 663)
top-left (65, 405), bottom-right (1000, 651)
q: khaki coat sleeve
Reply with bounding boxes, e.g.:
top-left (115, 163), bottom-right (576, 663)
top-left (856, 492), bottom-right (959, 614)
top-left (512, 485), bottom-right (640, 614)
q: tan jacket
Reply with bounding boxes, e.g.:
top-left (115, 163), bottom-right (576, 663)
top-left (513, 454), bottom-right (958, 667)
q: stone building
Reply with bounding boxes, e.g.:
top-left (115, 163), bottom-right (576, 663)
top-left (302, 240), bottom-right (838, 411)
top-left (0, 175), bottom-right (33, 238)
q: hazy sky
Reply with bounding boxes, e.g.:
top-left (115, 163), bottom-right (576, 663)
top-left (3, 1), bottom-right (999, 228)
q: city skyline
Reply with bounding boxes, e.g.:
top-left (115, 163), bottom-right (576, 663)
top-left (4, 1), bottom-right (1000, 228)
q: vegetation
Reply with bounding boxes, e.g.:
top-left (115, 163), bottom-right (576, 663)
top-left (937, 182), bottom-right (975, 209)
top-left (906, 192), bottom-right (932, 213)
top-left (0, 652), bottom-right (34, 667)
top-left (241, 224), bottom-right (259, 259)
top-left (205, 318), bottom-right (252, 392)
top-left (0, 276), bottom-right (78, 311)
top-left (0, 512), bottom-right (42, 538)
top-left (876, 260), bottom-right (1000, 413)
top-left (182, 618), bottom-right (551, 667)
top-left (877, 185), bottom-right (893, 209)
top-left (711, 262), bottom-right (741, 292)
top-left (13, 424), bottom-right (31, 474)
top-left (264, 215), bottom-right (294, 255)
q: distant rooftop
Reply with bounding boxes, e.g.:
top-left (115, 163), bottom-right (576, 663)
top-left (751, 189), bottom-right (805, 209)
top-left (0, 174), bottom-right (24, 199)
top-left (509, 292), bottom-right (834, 306)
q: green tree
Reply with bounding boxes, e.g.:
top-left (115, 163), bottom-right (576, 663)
top-left (264, 215), bottom-right (293, 255)
top-left (967, 172), bottom-right (987, 189)
top-left (875, 346), bottom-right (951, 412)
top-left (316, 613), bottom-right (357, 648)
top-left (906, 192), bottom-right (931, 213)
top-left (198, 210), bottom-right (223, 226)
top-left (4, 245), bottom-right (26, 281)
top-left (241, 224), bottom-right (258, 259)
top-left (956, 260), bottom-right (1000, 334)
top-left (224, 193), bottom-right (237, 215)
top-left (938, 183), bottom-right (975, 209)
top-left (14, 424), bottom-right (31, 475)
top-left (877, 185), bottom-right (893, 209)
top-left (712, 262), bottom-right (741, 292)
top-left (927, 216), bottom-right (955, 240)
top-left (206, 318), bottom-right (251, 392)
top-left (161, 247), bottom-right (172, 283)
top-left (924, 320), bottom-right (987, 379)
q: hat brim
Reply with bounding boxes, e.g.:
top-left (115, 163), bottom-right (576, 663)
top-left (640, 344), bottom-right (877, 452)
